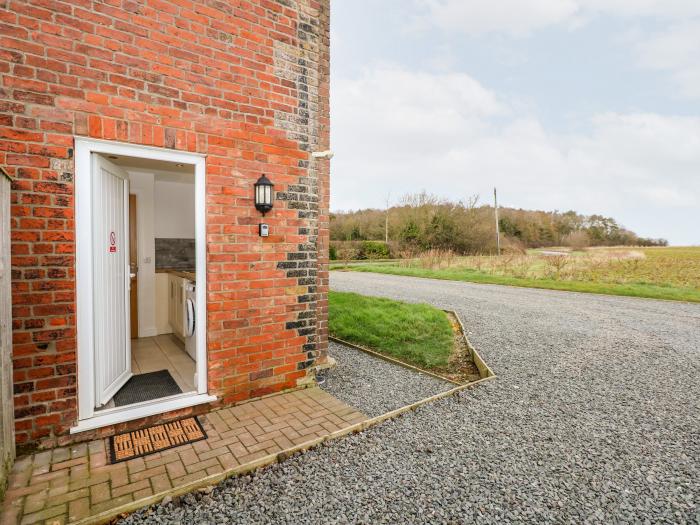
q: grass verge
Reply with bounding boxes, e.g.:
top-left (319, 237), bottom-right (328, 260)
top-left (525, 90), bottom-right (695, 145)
top-left (329, 291), bottom-right (453, 368)
top-left (331, 265), bottom-right (700, 303)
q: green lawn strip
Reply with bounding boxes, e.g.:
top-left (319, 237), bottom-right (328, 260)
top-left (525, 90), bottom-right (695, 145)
top-left (328, 291), bottom-right (454, 368)
top-left (332, 265), bottom-right (700, 303)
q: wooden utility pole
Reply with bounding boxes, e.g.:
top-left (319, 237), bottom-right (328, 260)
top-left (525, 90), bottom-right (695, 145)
top-left (494, 187), bottom-right (501, 256)
top-left (384, 192), bottom-right (391, 244)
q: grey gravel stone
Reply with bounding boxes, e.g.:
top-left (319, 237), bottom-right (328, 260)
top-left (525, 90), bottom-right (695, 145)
top-left (319, 341), bottom-right (453, 417)
top-left (120, 272), bottom-right (700, 524)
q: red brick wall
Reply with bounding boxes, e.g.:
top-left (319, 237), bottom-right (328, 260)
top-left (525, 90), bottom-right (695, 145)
top-left (1, 0), bottom-right (330, 448)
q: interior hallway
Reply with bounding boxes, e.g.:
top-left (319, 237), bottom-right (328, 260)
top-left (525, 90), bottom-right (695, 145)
top-left (131, 335), bottom-right (196, 393)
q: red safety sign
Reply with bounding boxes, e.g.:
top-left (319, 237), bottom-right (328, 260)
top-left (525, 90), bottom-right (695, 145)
top-left (109, 231), bottom-right (117, 253)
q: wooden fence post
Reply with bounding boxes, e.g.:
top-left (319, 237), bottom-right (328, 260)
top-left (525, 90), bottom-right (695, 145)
top-left (0, 166), bottom-right (15, 498)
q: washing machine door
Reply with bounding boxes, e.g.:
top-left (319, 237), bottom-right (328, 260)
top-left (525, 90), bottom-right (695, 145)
top-left (185, 297), bottom-right (195, 338)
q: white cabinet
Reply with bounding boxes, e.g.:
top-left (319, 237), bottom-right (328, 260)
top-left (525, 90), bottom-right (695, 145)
top-left (168, 274), bottom-right (185, 340)
top-left (155, 273), bottom-right (171, 335)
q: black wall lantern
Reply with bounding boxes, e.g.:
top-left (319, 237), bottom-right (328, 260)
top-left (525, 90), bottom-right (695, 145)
top-left (254, 174), bottom-right (274, 237)
top-left (254, 174), bottom-right (274, 216)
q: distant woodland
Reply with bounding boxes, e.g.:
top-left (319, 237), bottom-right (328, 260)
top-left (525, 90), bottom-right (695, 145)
top-left (330, 192), bottom-right (667, 259)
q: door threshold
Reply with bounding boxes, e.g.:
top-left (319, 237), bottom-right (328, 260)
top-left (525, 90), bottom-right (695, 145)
top-left (70, 392), bottom-right (217, 434)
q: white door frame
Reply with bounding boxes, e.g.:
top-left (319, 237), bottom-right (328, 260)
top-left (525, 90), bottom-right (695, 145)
top-left (73, 138), bottom-right (215, 434)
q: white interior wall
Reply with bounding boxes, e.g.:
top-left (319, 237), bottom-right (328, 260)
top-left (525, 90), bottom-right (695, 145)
top-left (154, 180), bottom-right (196, 238)
top-left (127, 171), bottom-right (157, 337)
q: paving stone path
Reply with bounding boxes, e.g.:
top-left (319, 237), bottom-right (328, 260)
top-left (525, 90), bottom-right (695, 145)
top-left (1, 388), bottom-right (365, 525)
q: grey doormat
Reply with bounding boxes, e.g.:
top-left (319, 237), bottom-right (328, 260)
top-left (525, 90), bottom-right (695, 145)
top-left (113, 370), bottom-right (183, 407)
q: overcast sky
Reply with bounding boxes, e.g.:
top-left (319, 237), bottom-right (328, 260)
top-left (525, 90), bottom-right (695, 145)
top-left (329, 0), bottom-right (700, 245)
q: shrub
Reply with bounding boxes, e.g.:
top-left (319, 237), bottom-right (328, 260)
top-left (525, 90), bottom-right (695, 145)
top-left (501, 236), bottom-right (527, 254)
top-left (418, 249), bottom-right (456, 269)
top-left (543, 254), bottom-right (570, 279)
top-left (563, 231), bottom-right (591, 250)
top-left (337, 244), bottom-right (361, 261)
top-left (331, 240), bottom-right (393, 261)
top-left (359, 241), bottom-right (391, 260)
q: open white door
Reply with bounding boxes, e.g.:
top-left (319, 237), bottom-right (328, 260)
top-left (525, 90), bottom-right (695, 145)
top-left (92, 154), bottom-right (132, 406)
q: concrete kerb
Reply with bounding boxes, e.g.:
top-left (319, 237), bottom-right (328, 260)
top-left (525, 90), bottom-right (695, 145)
top-left (445, 309), bottom-right (496, 379)
top-left (83, 313), bottom-right (497, 525)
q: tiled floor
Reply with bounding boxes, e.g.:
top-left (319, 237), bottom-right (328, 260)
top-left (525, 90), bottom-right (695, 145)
top-left (131, 335), bottom-right (196, 393)
top-left (98, 335), bottom-right (196, 411)
top-left (1, 388), bottom-right (367, 525)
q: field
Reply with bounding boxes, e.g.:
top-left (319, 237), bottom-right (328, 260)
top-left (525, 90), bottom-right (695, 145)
top-left (331, 247), bottom-right (700, 303)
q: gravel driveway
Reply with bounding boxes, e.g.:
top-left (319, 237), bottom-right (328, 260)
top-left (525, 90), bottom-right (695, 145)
top-left (122, 272), bottom-right (700, 524)
top-left (320, 341), bottom-right (453, 417)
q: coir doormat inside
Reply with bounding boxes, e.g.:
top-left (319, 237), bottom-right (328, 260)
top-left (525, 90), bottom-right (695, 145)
top-left (109, 417), bottom-right (207, 463)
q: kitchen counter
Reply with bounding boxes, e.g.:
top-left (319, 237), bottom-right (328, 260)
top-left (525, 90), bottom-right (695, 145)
top-left (156, 268), bottom-right (196, 282)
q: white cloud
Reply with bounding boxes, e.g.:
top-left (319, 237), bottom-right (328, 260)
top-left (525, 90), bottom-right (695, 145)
top-left (417, 0), bottom-right (578, 37)
top-left (416, 0), bottom-right (700, 36)
top-left (579, 0), bottom-right (700, 18)
top-left (332, 66), bottom-right (505, 157)
top-left (634, 20), bottom-right (700, 99)
top-left (414, 1), bottom-right (700, 100)
top-left (331, 66), bottom-right (700, 244)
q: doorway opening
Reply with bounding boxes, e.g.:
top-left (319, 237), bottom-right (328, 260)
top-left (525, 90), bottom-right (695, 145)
top-left (92, 154), bottom-right (198, 410)
top-left (73, 139), bottom-right (214, 433)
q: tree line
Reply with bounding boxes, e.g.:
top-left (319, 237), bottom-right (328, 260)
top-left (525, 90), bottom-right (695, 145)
top-left (330, 192), bottom-right (667, 259)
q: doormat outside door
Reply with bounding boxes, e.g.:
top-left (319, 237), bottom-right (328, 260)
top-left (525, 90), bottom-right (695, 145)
top-left (109, 417), bottom-right (207, 463)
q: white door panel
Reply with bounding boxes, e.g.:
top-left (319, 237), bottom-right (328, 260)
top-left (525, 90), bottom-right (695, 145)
top-left (92, 154), bottom-right (132, 406)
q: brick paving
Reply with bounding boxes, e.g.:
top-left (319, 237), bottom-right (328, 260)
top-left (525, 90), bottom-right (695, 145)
top-left (1, 388), bottom-right (366, 525)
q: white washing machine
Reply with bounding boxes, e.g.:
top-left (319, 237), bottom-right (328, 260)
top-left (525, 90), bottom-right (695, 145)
top-left (184, 280), bottom-right (196, 360)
